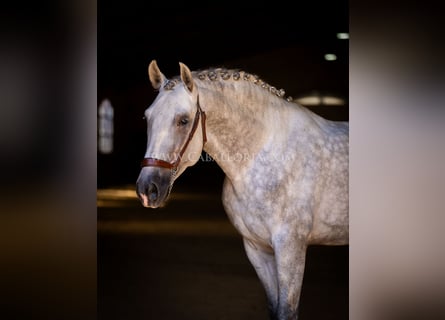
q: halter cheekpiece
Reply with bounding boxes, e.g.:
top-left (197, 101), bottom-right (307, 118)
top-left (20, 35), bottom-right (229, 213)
top-left (140, 95), bottom-right (207, 170)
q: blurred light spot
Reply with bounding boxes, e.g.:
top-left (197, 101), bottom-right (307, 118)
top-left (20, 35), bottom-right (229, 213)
top-left (337, 32), bottom-right (349, 39)
top-left (322, 96), bottom-right (345, 106)
top-left (324, 53), bottom-right (337, 61)
top-left (97, 188), bottom-right (138, 200)
top-left (296, 94), bottom-right (345, 106)
top-left (98, 220), bottom-right (238, 236)
top-left (97, 185), bottom-right (220, 207)
top-left (98, 98), bottom-right (113, 154)
top-left (296, 96), bottom-right (322, 106)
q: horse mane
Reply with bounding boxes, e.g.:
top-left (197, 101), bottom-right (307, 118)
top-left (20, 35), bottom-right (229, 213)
top-left (163, 67), bottom-right (294, 103)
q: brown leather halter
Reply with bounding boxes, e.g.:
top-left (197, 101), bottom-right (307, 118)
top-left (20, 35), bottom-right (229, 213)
top-left (140, 95), bottom-right (207, 170)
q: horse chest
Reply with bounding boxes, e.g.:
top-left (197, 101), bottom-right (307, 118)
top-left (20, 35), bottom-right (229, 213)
top-left (221, 178), bottom-right (276, 247)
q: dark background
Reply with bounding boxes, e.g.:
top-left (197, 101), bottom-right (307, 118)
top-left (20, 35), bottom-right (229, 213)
top-left (98, 0), bottom-right (349, 190)
top-left (97, 3), bottom-right (349, 319)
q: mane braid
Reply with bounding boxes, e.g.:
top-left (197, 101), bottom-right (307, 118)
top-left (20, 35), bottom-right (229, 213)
top-left (163, 67), bottom-right (293, 102)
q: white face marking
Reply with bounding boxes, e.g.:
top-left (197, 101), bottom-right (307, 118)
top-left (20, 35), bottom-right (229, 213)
top-left (143, 84), bottom-right (203, 166)
top-left (138, 82), bottom-right (206, 208)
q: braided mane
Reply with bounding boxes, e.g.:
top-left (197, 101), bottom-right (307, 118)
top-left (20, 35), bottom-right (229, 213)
top-left (163, 67), bottom-right (294, 102)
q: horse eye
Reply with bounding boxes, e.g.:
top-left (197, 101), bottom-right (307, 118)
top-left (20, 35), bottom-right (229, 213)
top-left (178, 117), bottom-right (189, 126)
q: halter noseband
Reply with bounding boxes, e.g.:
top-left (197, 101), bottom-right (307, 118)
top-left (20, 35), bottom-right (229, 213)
top-left (140, 95), bottom-right (207, 170)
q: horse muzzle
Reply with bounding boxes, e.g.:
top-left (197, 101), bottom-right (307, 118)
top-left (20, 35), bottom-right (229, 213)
top-left (136, 167), bottom-right (173, 208)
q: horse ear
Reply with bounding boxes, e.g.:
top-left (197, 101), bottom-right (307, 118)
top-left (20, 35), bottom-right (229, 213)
top-left (179, 62), bottom-right (194, 93)
top-left (148, 60), bottom-right (167, 90)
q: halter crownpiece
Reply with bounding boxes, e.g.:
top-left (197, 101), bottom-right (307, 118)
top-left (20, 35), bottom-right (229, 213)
top-left (140, 95), bottom-right (207, 170)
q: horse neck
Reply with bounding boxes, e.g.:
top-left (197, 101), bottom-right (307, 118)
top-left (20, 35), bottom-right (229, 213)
top-left (197, 81), bottom-right (288, 181)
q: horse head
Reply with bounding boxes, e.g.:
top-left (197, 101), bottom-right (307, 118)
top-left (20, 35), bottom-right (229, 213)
top-left (136, 60), bottom-right (206, 208)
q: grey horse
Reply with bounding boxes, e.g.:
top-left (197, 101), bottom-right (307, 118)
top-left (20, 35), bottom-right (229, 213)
top-left (136, 60), bottom-right (348, 320)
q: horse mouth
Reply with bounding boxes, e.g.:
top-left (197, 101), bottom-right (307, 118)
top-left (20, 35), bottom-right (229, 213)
top-left (136, 168), bottom-right (173, 208)
top-left (137, 186), bottom-right (170, 208)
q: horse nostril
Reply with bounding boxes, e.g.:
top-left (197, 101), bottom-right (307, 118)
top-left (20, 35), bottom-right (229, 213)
top-left (147, 183), bottom-right (159, 202)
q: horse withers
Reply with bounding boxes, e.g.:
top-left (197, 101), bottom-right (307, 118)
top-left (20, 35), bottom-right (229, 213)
top-left (136, 60), bottom-right (348, 320)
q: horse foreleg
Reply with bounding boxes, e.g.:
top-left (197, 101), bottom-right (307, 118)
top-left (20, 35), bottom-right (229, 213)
top-left (243, 238), bottom-right (279, 319)
top-left (274, 237), bottom-right (308, 320)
